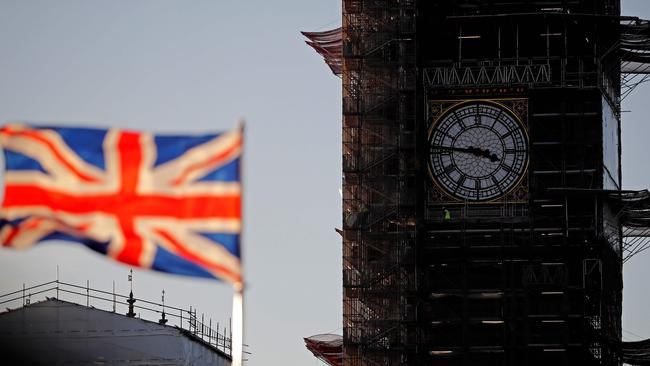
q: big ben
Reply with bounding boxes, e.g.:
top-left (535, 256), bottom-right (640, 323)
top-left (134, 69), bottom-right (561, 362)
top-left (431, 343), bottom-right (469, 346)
top-left (342, 0), bottom-right (629, 365)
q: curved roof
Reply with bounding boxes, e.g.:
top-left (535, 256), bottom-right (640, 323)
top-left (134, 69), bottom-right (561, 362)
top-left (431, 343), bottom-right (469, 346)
top-left (304, 333), bottom-right (343, 366)
top-left (301, 27), bottom-right (342, 76)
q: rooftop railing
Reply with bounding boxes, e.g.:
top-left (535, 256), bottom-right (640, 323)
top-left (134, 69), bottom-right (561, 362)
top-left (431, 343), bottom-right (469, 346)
top-left (0, 279), bottom-right (250, 359)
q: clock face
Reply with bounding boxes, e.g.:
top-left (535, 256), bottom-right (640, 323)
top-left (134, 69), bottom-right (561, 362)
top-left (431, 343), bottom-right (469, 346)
top-left (428, 101), bottom-right (528, 201)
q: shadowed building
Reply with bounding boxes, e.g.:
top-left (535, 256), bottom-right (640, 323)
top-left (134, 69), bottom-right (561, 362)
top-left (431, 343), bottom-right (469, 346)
top-left (336, 0), bottom-right (650, 365)
top-left (0, 298), bottom-right (231, 366)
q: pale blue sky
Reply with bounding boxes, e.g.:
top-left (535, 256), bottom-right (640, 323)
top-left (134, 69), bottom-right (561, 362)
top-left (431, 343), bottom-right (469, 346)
top-left (0, 1), bottom-right (341, 365)
top-left (0, 1), bottom-right (649, 365)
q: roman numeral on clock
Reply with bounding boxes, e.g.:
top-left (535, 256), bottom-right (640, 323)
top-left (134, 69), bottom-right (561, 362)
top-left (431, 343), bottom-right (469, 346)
top-left (500, 163), bottom-right (514, 173)
top-left (505, 148), bottom-right (526, 154)
top-left (444, 164), bottom-right (455, 174)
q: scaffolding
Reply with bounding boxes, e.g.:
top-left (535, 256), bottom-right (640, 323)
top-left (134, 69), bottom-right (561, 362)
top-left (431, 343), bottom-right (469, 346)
top-left (340, 1), bottom-right (632, 365)
top-left (606, 189), bottom-right (650, 263)
top-left (419, 5), bottom-right (623, 364)
top-left (619, 18), bottom-right (650, 100)
top-left (342, 0), bottom-right (417, 365)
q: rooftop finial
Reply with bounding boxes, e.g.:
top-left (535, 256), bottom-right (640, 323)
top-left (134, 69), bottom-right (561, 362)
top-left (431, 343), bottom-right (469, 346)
top-left (128, 269), bottom-right (133, 293)
top-left (126, 270), bottom-right (136, 318)
top-left (159, 289), bottom-right (168, 325)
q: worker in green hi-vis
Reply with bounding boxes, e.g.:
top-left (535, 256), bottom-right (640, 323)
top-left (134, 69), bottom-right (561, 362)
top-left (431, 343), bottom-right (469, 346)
top-left (443, 207), bottom-right (451, 221)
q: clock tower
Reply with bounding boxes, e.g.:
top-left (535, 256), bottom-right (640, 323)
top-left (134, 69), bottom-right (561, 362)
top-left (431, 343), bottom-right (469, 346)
top-left (342, 0), bottom-right (624, 365)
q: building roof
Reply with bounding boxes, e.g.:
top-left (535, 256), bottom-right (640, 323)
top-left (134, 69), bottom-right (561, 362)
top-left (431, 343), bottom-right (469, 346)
top-left (304, 333), bottom-right (343, 366)
top-left (301, 27), bottom-right (342, 76)
top-left (0, 298), bottom-right (231, 366)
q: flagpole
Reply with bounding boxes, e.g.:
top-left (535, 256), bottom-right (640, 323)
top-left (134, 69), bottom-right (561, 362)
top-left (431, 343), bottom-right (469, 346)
top-left (232, 283), bottom-right (244, 366)
top-left (231, 120), bottom-right (245, 366)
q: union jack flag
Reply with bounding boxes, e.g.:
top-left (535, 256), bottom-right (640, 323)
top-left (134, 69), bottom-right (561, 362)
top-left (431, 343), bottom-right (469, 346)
top-left (0, 123), bottom-right (242, 285)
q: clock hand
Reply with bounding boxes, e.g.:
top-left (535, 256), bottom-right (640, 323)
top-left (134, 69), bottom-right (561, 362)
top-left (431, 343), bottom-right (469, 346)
top-left (431, 145), bottom-right (500, 162)
top-left (431, 145), bottom-right (475, 154)
top-left (464, 146), bottom-right (501, 163)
